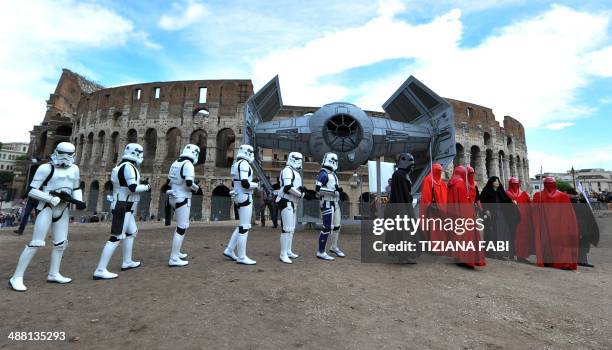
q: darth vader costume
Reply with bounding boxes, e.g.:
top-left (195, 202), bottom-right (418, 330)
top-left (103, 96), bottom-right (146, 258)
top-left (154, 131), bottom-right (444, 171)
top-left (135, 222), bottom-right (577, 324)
top-left (384, 153), bottom-right (420, 263)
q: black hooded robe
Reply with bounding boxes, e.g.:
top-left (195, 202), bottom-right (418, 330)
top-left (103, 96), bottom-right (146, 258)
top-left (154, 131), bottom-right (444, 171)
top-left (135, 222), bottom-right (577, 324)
top-left (384, 168), bottom-right (420, 261)
top-left (570, 198), bottom-right (600, 264)
top-left (479, 177), bottom-right (521, 258)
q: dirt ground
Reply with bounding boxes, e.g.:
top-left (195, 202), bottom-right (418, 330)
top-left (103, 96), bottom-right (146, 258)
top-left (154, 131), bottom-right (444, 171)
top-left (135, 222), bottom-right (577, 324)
top-left (0, 215), bottom-right (611, 350)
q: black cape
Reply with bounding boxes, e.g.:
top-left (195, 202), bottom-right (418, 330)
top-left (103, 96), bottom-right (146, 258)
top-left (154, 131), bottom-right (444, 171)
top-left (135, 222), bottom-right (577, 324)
top-left (384, 168), bottom-right (420, 260)
top-left (480, 177), bottom-right (521, 258)
top-left (571, 198), bottom-right (599, 248)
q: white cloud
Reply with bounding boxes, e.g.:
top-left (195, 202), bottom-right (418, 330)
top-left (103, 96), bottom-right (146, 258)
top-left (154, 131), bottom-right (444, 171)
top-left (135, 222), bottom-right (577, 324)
top-left (599, 97), bottom-right (612, 104)
top-left (529, 146), bottom-right (612, 176)
top-left (159, 0), bottom-right (208, 31)
top-left (0, 0), bottom-right (157, 141)
top-left (251, 3), bottom-right (611, 130)
top-left (585, 46), bottom-right (612, 77)
top-left (545, 122), bottom-right (575, 130)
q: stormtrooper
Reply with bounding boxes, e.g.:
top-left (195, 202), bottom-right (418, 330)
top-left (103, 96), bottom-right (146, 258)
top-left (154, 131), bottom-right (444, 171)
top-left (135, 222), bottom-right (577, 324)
top-left (223, 144), bottom-right (258, 265)
top-left (9, 142), bottom-right (85, 292)
top-left (166, 144), bottom-right (200, 267)
top-left (276, 152), bottom-right (315, 264)
top-left (93, 143), bottom-right (151, 280)
top-left (315, 152), bottom-right (345, 260)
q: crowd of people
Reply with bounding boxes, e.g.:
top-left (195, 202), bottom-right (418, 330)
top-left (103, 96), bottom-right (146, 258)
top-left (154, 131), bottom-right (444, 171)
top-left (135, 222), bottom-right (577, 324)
top-left (419, 164), bottom-right (601, 270)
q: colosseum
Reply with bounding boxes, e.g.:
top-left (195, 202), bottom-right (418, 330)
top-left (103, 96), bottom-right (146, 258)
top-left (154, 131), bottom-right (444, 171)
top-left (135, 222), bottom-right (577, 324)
top-left (15, 69), bottom-right (530, 221)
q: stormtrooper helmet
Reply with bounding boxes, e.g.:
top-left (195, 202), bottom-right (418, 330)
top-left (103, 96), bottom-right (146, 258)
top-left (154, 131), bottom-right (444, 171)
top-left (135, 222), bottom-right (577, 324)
top-left (236, 144), bottom-right (255, 164)
top-left (180, 144), bottom-right (200, 164)
top-left (322, 152), bottom-right (338, 171)
top-left (50, 142), bottom-right (76, 167)
top-left (122, 143), bottom-right (144, 165)
top-left (287, 152), bottom-right (303, 171)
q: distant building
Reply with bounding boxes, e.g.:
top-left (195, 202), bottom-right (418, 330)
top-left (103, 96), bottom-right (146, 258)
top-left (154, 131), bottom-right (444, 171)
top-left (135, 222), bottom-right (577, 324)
top-left (0, 142), bottom-right (28, 172)
top-left (530, 169), bottom-right (612, 194)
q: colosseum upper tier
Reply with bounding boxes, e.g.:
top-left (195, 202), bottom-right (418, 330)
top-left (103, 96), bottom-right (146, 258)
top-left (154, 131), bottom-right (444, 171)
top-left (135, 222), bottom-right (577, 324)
top-left (17, 69), bottom-right (529, 221)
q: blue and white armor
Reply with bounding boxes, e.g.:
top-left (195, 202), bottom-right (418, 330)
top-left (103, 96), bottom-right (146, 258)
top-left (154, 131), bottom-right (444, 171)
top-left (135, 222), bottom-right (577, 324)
top-left (167, 144), bottom-right (200, 267)
top-left (93, 143), bottom-right (151, 280)
top-left (315, 152), bottom-right (345, 260)
top-left (10, 142), bottom-right (84, 292)
top-left (223, 144), bottom-right (257, 265)
top-left (277, 152), bottom-right (304, 264)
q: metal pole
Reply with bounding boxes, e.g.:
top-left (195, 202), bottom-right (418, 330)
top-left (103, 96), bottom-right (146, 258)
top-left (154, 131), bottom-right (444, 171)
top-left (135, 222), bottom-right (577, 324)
top-left (376, 157), bottom-right (382, 218)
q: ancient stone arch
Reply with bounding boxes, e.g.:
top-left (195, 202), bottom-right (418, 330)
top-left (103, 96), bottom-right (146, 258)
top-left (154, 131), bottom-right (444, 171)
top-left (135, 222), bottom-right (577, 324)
top-left (142, 128), bottom-right (157, 173)
top-left (190, 129), bottom-right (207, 167)
top-left (215, 128), bottom-right (235, 168)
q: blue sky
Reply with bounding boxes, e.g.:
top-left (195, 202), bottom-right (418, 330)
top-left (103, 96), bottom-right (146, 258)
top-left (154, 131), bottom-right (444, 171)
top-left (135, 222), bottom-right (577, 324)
top-left (1, 0), bottom-right (610, 175)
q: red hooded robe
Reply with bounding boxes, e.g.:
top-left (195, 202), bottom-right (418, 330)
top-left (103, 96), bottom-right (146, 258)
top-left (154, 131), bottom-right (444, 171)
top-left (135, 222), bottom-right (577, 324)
top-left (447, 165), bottom-right (486, 267)
top-left (506, 177), bottom-right (534, 259)
top-left (419, 163), bottom-right (448, 246)
top-left (532, 177), bottom-right (579, 270)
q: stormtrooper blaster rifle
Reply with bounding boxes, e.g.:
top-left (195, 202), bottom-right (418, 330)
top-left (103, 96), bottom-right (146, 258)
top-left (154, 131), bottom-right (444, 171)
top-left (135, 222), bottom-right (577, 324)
top-left (50, 191), bottom-right (87, 210)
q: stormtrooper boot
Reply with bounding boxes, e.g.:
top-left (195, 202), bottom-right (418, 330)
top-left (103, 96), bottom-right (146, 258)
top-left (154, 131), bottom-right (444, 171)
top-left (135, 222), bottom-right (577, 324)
top-left (317, 251), bottom-right (335, 261)
top-left (287, 232), bottom-right (299, 259)
top-left (9, 245), bottom-right (38, 292)
top-left (329, 230), bottom-right (345, 257)
top-left (93, 241), bottom-right (119, 280)
top-left (236, 233), bottom-right (256, 265)
top-left (169, 232), bottom-right (189, 267)
top-left (317, 232), bottom-right (335, 261)
top-left (279, 232), bottom-right (292, 264)
top-left (47, 242), bottom-right (72, 284)
top-left (223, 228), bottom-right (239, 261)
top-left (121, 235), bottom-right (141, 270)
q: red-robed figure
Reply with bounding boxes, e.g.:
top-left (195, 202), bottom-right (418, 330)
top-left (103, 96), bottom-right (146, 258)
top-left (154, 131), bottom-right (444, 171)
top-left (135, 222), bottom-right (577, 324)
top-left (506, 177), bottom-right (534, 261)
top-left (532, 177), bottom-right (579, 270)
top-left (419, 163), bottom-right (448, 245)
top-left (447, 165), bottom-right (486, 267)
top-left (466, 166), bottom-right (479, 204)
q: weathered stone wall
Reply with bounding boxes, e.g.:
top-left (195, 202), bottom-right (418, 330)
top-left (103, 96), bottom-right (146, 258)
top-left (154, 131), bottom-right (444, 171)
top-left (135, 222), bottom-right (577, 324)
top-left (448, 98), bottom-right (530, 189)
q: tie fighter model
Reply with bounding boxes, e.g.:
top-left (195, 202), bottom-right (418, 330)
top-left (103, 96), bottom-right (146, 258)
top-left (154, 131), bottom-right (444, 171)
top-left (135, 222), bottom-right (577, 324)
top-left (244, 75), bottom-right (456, 192)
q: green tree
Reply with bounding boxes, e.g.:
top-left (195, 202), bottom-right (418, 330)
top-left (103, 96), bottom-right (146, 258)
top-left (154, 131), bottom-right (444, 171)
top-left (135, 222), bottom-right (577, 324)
top-left (0, 171), bottom-right (14, 185)
top-left (556, 180), bottom-right (573, 192)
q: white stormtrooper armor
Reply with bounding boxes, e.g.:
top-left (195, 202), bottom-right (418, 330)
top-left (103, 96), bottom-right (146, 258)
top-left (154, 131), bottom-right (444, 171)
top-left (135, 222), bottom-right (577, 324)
top-left (315, 152), bottom-right (345, 260)
top-left (10, 142), bottom-right (84, 292)
top-left (93, 144), bottom-right (151, 280)
top-left (223, 144), bottom-right (257, 265)
top-left (276, 152), bottom-right (304, 264)
top-left (167, 144), bottom-right (200, 267)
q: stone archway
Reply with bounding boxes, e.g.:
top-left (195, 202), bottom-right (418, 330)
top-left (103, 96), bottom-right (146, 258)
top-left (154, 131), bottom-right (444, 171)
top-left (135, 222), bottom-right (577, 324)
top-left (143, 128), bottom-right (157, 173)
top-left (127, 129), bottom-right (138, 144)
top-left (97, 131), bottom-right (106, 161)
top-left (498, 150), bottom-right (506, 183)
top-left (454, 143), bottom-right (465, 167)
top-left (165, 127), bottom-right (182, 161)
top-left (190, 186), bottom-right (204, 220)
top-left (470, 145), bottom-right (482, 183)
top-left (485, 149), bottom-right (494, 178)
top-left (88, 181), bottom-right (100, 213)
top-left (190, 129), bottom-right (207, 167)
top-left (210, 185), bottom-right (231, 221)
top-left (215, 128), bottom-right (235, 168)
top-left (110, 131), bottom-right (119, 164)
